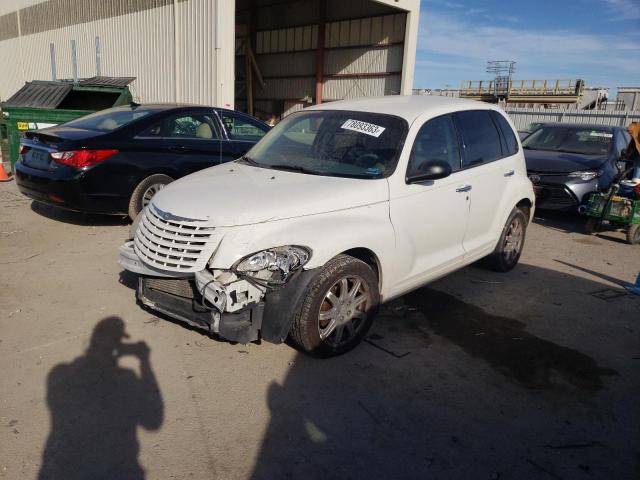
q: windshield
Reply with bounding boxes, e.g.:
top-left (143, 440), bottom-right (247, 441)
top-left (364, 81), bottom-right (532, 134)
top-left (241, 110), bottom-right (408, 179)
top-left (64, 105), bottom-right (159, 132)
top-left (521, 126), bottom-right (613, 155)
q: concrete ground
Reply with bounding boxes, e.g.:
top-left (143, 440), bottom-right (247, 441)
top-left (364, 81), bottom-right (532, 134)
top-left (0, 179), bottom-right (639, 480)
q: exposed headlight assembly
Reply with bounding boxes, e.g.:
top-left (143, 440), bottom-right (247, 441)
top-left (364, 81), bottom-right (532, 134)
top-left (235, 246), bottom-right (311, 284)
top-left (568, 170), bottom-right (602, 181)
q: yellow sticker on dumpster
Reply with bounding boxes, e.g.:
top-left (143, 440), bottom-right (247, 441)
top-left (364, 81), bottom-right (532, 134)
top-left (17, 122), bottom-right (28, 130)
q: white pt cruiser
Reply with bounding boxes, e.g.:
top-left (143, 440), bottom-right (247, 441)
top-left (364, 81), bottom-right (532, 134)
top-left (119, 96), bottom-right (535, 356)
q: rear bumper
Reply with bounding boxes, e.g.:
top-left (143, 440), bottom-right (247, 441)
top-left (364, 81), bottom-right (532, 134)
top-left (15, 162), bottom-right (126, 214)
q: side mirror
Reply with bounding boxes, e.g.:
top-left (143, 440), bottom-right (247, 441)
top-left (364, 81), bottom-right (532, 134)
top-left (406, 160), bottom-right (452, 183)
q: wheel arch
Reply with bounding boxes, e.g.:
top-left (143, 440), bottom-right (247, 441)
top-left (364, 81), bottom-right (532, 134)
top-left (340, 247), bottom-right (383, 292)
top-left (128, 169), bottom-right (178, 196)
top-left (516, 198), bottom-right (533, 222)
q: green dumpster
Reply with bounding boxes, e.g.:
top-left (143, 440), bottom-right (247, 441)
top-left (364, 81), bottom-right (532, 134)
top-left (0, 76), bottom-right (135, 172)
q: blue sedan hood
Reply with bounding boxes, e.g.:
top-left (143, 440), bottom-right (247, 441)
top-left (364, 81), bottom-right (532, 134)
top-left (524, 148), bottom-right (610, 173)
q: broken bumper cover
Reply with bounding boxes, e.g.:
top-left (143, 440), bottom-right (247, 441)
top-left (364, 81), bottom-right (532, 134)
top-left (137, 270), bottom-right (318, 344)
top-left (138, 276), bottom-right (265, 344)
top-left (119, 241), bottom-right (319, 344)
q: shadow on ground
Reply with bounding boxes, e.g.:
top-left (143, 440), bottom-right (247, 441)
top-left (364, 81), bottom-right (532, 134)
top-left (38, 317), bottom-right (163, 480)
top-left (532, 210), bottom-right (585, 234)
top-left (248, 263), bottom-right (635, 480)
top-left (31, 201), bottom-right (130, 227)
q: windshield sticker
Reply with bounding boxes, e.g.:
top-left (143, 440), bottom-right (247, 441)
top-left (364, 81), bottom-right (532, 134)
top-left (589, 132), bottom-right (613, 138)
top-left (366, 167), bottom-right (381, 175)
top-left (341, 119), bottom-right (386, 138)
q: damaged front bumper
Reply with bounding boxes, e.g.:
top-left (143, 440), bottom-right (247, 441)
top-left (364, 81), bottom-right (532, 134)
top-left (119, 241), bottom-right (318, 344)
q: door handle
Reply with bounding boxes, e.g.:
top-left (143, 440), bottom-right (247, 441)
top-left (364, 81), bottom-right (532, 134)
top-left (504, 170), bottom-right (515, 177)
top-left (169, 145), bottom-right (187, 152)
top-left (456, 185), bottom-right (472, 193)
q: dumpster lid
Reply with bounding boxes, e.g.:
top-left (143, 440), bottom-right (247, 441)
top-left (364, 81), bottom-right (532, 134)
top-left (2, 77), bottom-right (136, 109)
top-left (2, 82), bottom-right (72, 108)
top-left (78, 76), bottom-right (136, 88)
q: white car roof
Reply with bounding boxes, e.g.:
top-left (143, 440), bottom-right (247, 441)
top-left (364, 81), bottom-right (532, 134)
top-left (307, 95), bottom-right (502, 124)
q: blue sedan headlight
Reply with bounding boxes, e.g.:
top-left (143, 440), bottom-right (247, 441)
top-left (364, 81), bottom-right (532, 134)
top-left (568, 170), bottom-right (602, 181)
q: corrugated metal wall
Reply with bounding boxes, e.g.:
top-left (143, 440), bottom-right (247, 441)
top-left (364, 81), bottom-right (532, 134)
top-left (0, 0), bottom-right (235, 107)
top-left (241, 10), bottom-right (406, 116)
top-left (505, 107), bottom-right (640, 129)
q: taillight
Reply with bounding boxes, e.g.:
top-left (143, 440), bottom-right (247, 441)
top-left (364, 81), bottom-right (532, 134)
top-left (19, 145), bottom-right (30, 156)
top-left (50, 149), bottom-right (119, 169)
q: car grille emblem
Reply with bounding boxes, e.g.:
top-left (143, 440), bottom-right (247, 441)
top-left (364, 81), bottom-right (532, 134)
top-left (529, 175), bottom-right (541, 184)
top-left (153, 206), bottom-right (197, 223)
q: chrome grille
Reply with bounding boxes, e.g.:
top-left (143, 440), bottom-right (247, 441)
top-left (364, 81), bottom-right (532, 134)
top-left (134, 204), bottom-right (217, 272)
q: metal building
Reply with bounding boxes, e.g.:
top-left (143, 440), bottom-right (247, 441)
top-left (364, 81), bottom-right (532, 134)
top-left (0, 0), bottom-right (419, 118)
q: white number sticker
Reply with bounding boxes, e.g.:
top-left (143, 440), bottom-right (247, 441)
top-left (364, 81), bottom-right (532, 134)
top-left (589, 132), bottom-right (613, 138)
top-left (341, 119), bottom-right (386, 138)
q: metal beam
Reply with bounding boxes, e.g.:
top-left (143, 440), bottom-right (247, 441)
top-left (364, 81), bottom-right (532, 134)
top-left (315, 0), bottom-right (326, 105)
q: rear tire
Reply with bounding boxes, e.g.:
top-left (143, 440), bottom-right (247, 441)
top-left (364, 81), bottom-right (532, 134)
top-left (289, 254), bottom-right (379, 357)
top-left (627, 224), bottom-right (640, 245)
top-left (486, 207), bottom-right (528, 272)
top-left (128, 174), bottom-right (173, 220)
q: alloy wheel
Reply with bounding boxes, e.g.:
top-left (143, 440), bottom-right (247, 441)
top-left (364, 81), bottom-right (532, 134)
top-left (318, 275), bottom-right (371, 347)
top-left (503, 216), bottom-right (524, 263)
top-left (142, 183), bottom-right (166, 209)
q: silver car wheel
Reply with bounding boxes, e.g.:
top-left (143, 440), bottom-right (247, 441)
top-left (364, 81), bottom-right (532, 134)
top-left (142, 183), bottom-right (166, 209)
top-left (503, 216), bottom-right (524, 263)
top-left (318, 275), bottom-right (371, 347)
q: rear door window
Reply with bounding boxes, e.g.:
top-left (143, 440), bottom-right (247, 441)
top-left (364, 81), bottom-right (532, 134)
top-left (138, 113), bottom-right (221, 139)
top-left (454, 110), bottom-right (503, 168)
top-left (490, 111), bottom-right (519, 156)
top-left (407, 114), bottom-right (461, 178)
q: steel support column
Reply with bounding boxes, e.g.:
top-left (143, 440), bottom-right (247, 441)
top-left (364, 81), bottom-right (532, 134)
top-left (315, 0), bottom-right (326, 105)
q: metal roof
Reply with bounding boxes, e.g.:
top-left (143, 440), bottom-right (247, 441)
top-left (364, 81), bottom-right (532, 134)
top-left (2, 81), bottom-right (72, 108)
top-left (78, 76), bottom-right (136, 88)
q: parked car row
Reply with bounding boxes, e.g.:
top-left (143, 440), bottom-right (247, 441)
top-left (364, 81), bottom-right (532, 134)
top-left (19, 96), bottom-right (636, 355)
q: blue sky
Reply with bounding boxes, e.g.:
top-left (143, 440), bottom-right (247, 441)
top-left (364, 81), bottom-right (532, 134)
top-left (414, 0), bottom-right (640, 93)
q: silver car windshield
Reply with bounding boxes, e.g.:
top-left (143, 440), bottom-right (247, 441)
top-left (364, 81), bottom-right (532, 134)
top-left (240, 110), bottom-right (408, 179)
top-left (522, 126), bottom-right (613, 155)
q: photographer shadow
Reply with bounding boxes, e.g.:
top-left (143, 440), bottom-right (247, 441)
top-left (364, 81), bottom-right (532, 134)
top-left (38, 316), bottom-right (163, 480)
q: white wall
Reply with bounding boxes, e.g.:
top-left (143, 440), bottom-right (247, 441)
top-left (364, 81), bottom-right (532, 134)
top-left (0, 0), bottom-right (236, 108)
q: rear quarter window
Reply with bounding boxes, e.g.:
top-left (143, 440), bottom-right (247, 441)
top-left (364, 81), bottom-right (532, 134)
top-left (490, 111), bottom-right (519, 156)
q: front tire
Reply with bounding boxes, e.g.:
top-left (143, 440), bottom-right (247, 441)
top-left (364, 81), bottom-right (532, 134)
top-left (289, 254), bottom-right (379, 357)
top-left (486, 207), bottom-right (528, 272)
top-left (128, 174), bottom-right (173, 220)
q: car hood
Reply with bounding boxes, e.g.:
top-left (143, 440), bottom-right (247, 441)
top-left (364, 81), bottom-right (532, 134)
top-left (151, 163), bottom-right (389, 226)
top-left (524, 148), bottom-right (610, 173)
